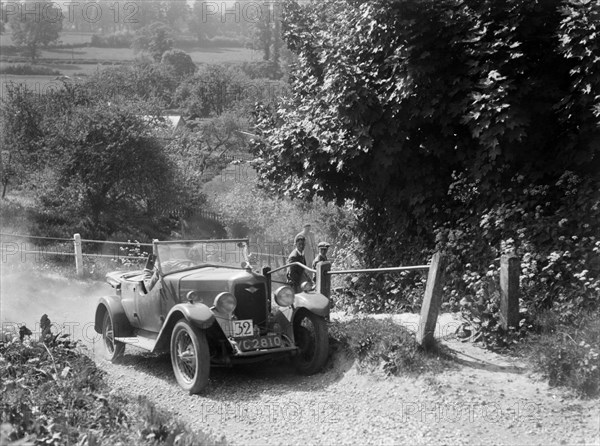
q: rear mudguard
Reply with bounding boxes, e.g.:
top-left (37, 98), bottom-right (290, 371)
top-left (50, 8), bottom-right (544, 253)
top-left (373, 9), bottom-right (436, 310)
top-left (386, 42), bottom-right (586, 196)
top-left (153, 303), bottom-right (216, 352)
top-left (94, 296), bottom-right (135, 337)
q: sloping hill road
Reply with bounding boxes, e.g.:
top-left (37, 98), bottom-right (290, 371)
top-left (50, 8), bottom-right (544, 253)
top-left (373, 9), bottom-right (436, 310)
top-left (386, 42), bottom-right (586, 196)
top-left (96, 315), bottom-right (599, 446)
top-left (2, 272), bottom-right (598, 445)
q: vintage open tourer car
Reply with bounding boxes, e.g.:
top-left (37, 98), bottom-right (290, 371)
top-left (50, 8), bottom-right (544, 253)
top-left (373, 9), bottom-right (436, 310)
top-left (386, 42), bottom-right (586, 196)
top-left (94, 239), bottom-right (330, 394)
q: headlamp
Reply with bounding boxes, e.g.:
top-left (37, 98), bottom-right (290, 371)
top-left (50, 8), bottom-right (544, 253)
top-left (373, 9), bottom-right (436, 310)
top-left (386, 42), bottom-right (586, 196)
top-left (214, 292), bottom-right (237, 315)
top-left (274, 286), bottom-right (294, 307)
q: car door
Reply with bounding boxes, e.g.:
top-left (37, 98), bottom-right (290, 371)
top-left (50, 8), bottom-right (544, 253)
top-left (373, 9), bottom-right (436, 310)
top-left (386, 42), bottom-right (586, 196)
top-left (120, 280), bottom-right (140, 329)
top-left (135, 281), bottom-right (165, 333)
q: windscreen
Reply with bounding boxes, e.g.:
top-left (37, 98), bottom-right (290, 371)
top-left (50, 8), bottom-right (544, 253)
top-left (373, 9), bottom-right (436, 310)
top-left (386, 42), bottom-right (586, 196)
top-left (155, 240), bottom-right (247, 274)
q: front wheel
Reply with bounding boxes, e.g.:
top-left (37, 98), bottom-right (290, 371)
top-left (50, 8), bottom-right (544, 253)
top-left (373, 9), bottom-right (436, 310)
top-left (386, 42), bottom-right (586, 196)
top-left (293, 310), bottom-right (329, 375)
top-left (102, 312), bottom-right (125, 361)
top-left (170, 320), bottom-right (210, 394)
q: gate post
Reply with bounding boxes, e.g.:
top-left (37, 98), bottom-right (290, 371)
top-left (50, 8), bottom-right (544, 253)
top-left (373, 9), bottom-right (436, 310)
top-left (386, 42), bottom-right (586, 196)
top-left (316, 261), bottom-right (331, 320)
top-left (316, 261), bottom-right (331, 298)
top-left (500, 254), bottom-right (520, 330)
top-left (73, 233), bottom-right (84, 277)
top-left (417, 252), bottom-right (446, 349)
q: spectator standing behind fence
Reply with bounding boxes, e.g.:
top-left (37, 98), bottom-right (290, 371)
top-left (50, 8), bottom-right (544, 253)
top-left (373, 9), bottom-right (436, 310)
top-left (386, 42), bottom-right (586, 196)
top-left (287, 233), bottom-right (309, 293)
top-left (300, 224), bottom-right (316, 267)
top-left (311, 241), bottom-right (330, 280)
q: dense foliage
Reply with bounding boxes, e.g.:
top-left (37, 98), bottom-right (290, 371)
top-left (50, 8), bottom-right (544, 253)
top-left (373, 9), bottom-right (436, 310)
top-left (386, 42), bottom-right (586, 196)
top-left (329, 317), bottom-right (451, 375)
top-left (132, 22), bottom-right (175, 62)
top-left (0, 55), bottom-right (271, 239)
top-left (37, 103), bottom-right (193, 240)
top-left (252, 0), bottom-right (600, 346)
top-left (0, 318), bottom-right (220, 445)
top-left (528, 312), bottom-right (600, 397)
top-left (9, 0), bottom-right (63, 62)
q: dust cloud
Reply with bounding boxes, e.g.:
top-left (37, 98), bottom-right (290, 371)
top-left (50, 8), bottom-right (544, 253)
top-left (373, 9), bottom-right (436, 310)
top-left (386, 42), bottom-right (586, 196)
top-left (1, 269), bottom-right (113, 351)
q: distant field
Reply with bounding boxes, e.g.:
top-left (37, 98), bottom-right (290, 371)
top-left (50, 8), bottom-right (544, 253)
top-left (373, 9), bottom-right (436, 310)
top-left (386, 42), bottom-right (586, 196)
top-left (34, 45), bottom-right (260, 64)
top-left (0, 31), bottom-right (260, 93)
top-left (0, 32), bottom-right (94, 47)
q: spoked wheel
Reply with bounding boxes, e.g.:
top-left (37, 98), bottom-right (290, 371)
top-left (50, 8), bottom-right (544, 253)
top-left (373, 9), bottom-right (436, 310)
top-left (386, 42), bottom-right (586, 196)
top-left (102, 312), bottom-right (125, 361)
top-left (170, 320), bottom-right (210, 394)
top-left (293, 310), bottom-right (329, 375)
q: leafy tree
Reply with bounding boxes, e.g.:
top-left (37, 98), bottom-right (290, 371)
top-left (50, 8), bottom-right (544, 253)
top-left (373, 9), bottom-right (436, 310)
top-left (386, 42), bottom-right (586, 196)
top-left (38, 102), bottom-right (192, 239)
top-left (252, 0), bottom-right (600, 321)
top-left (253, 0), bottom-right (599, 239)
top-left (128, 0), bottom-right (164, 30)
top-left (253, 4), bottom-right (273, 61)
top-left (161, 49), bottom-right (197, 78)
top-left (132, 21), bottom-right (174, 62)
top-left (189, 0), bottom-right (218, 45)
top-left (0, 82), bottom-right (71, 196)
top-left (174, 64), bottom-right (254, 118)
top-left (9, 0), bottom-right (63, 62)
top-left (85, 62), bottom-right (179, 106)
top-left (164, 0), bottom-right (190, 30)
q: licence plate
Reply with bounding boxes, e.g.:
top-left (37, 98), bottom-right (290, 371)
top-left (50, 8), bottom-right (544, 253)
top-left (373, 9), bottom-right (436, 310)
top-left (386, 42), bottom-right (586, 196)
top-left (238, 334), bottom-right (283, 352)
top-left (231, 319), bottom-right (254, 338)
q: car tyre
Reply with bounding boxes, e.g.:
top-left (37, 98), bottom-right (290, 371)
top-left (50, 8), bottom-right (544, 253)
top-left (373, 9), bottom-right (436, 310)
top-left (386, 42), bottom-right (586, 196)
top-left (293, 310), bottom-right (329, 375)
top-left (102, 312), bottom-right (125, 361)
top-left (170, 320), bottom-right (210, 394)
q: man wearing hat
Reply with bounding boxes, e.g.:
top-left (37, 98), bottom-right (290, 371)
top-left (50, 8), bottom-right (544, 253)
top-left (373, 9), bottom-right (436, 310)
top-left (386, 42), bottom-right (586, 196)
top-left (312, 241), bottom-right (330, 280)
top-left (287, 233), bottom-right (309, 293)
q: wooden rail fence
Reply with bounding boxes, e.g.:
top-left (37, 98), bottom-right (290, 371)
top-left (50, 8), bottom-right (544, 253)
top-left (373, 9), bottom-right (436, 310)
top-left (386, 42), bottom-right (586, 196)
top-left (0, 232), bottom-right (521, 345)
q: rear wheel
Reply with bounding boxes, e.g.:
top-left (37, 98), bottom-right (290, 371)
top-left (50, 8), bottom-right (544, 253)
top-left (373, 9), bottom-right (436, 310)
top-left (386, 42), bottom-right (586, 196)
top-left (293, 310), bottom-right (329, 375)
top-left (170, 320), bottom-right (210, 394)
top-left (102, 312), bottom-right (125, 361)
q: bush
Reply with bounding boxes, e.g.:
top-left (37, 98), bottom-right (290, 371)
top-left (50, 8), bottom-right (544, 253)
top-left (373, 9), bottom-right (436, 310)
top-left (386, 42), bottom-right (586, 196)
top-left (329, 317), bottom-right (451, 375)
top-left (90, 31), bottom-right (135, 48)
top-left (240, 61), bottom-right (283, 80)
top-left (0, 316), bottom-right (221, 445)
top-left (527, 313), bottom-right (599, 397)
top-left (161, 49), bottom-right (197, 78)
top-left (332, 271), bottom-right (427, 314)
top-left (0, 64), bottom-right (61, 75)
top-left (205, 35), bottom-right (245, 48)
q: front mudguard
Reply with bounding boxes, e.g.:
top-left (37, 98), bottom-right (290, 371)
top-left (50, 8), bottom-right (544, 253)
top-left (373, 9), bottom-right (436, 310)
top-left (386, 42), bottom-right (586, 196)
top-left (270, 292), bottom-right (330, 342)
top-left (94, 295), bottom-right (134, 337)
top-left (294, 291), bottom-right (330, 318)
top-left (153, 303), bottom-right (216, 352)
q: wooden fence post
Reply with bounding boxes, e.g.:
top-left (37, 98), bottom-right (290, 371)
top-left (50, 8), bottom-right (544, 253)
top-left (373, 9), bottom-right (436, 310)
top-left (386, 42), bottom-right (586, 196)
top-left (316, 261), bottom-right (331, 296)
top-left (500, 254), bottom-right (520, 330)
top-left (73, 233), bottom-right (84, 278)
top-left (417, 252), bottom-right (446, 349)
top-left (316, 261), bottom-right (331, 319)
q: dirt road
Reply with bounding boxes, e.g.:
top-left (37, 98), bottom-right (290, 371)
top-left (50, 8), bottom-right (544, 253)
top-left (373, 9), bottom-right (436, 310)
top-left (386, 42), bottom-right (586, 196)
top-left (2, 271), bottom-right (599, 445)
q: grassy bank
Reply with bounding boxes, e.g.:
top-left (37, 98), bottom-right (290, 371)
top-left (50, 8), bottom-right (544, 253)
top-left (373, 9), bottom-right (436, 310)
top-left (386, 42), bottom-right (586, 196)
top-left (0, 322), bottom-right (223, 446)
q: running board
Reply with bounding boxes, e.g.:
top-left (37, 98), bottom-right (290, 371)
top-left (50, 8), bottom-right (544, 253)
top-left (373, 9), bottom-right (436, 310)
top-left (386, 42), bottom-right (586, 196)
top-left (115, 330), bottom-right (157, 352)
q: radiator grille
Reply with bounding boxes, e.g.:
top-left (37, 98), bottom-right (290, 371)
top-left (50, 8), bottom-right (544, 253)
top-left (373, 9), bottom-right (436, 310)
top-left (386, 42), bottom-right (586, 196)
top-left (233, 283), bottom-right (268, 329)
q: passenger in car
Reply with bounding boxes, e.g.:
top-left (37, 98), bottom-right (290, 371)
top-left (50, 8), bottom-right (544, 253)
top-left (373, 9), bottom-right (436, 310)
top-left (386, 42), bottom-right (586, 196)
top-left (142, 253), bottom-right (159, 293)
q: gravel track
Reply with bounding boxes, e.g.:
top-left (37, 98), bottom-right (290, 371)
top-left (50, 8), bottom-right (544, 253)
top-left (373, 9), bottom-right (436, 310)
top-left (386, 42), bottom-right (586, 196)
top-left (2, 272), bottom-right (598, 445)
top-left (95, 319), bottom-right (600, 446)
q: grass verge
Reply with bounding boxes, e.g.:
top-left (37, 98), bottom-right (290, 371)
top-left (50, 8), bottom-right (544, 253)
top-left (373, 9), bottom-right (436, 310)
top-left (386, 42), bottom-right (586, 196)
top-left (0, 321), bottom-right (224, 446)
top-left (523, 311), bottom-right (599, 397)
top-left (328, 316), bottom-right (453, 376)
